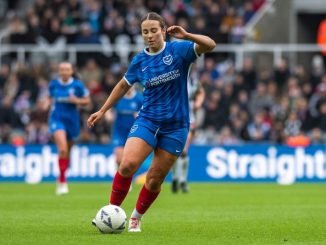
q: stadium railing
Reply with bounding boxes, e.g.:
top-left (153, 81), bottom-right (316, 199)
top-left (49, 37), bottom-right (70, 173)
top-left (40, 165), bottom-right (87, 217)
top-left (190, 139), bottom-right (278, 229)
top-left (0, 43), bottom-right (326, 69)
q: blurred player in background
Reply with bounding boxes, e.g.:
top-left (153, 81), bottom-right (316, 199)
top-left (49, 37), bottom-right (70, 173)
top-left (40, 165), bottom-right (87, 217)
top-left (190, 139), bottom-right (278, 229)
top-left (110, 87), bottom-right (143, 168)
top-left (171, 78), bottom-right (205, 193)
top-left (46, 62), bottom-right (90, 195)
top-left (88, 12), bottom-right (215, 232)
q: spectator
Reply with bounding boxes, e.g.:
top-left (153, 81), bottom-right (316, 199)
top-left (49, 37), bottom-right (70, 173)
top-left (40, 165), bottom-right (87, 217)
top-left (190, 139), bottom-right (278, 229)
top-left (230, 16), bottom-right (245, 44)
top-left (247, 111), bottom-right (271, 142)
top-left (0, 96), bottom-right (22, 142)
top-left (283, 111), bottom-right (302, 138)
top-left (3, 74), bottom-right (19, 100)
top-left (0, 64), bottom-right (10, 95)
top-left (216, 125), bottom-right (240, 145)
top-left (42, 18), bottom-right (62, 43)
top-left (274, 58), bottom-right (290, 91)
top-left (315, 99), bottom-right (326, 132)
top-left (84, 0), bottom-right (103, 34)
top-left (310, 55), bottom-right (324, 90)
top-left (222, 6), bottom-right (236, 31)
top-left (241, 57), bottom-right (257, 91)
top-left (309, 128), bottom-right (325, 144)
top-left (67, 0), bottom-right (83, 23)
top-left (296, 97), bottom-right (313, 131)
top-left (203, 90), bottom-right (226, 131)
top-left (249, 82), bottom-right (273, 115)
top-left (252, 0), bottom-right (266, 11)
top-left (80, 59), bottom-right (103, 92)
top-left (309, 80), bottom-right (326, 118)
top-left (75, 22), bottom-right (100, 44)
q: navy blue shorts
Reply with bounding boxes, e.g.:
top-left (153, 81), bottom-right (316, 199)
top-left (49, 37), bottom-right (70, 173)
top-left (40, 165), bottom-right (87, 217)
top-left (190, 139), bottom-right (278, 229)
top-left (127, 117), bottom-right (189, 156)
top-left (49, 118), bottom-right (80, 140)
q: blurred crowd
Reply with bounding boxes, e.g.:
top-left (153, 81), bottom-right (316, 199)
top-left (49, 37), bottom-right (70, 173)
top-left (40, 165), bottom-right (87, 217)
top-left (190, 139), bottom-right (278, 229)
top-left (5, 0), bottom-right (265, 47)
top-left (1, 54), bottom-right (325, 146)
top-left (193, 55), bottom-right (326, 145)
top-left (1, 0), bottom-right (325, 146)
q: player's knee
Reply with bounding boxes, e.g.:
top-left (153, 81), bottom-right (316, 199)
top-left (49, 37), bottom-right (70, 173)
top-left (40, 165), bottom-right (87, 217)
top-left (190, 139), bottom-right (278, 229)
top-left (146, 173), bottom-right (164, 192)
top-left (58, 149), bottom-right (68, 158)
top-left (116, 156), bottom-right (122, 165)
top-left (119, 158), bottom-right (138, 176)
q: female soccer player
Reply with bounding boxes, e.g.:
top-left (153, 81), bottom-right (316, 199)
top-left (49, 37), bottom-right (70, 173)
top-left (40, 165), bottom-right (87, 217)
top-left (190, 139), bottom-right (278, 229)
top-left (88, 12), bottom-right (216, 232)
top-left (47, 62), bottom-right (90, 195)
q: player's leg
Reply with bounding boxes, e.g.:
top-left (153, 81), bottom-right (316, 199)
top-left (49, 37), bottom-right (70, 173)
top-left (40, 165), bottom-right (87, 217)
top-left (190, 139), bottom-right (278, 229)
top-left (67, 140), bottom-right (74, 157)
top-left (114, 146), bottom-right (124, 166)
top-left (171, 128), bottom-right (194, 193)
top-left (171, 159), bottom-right (180, 193)
top-left (110, 137), bottom-right (153, 206)
top-left (92, 134), bottom-right (154, 228)
top-left (53, 130), bottom-right (69, 195)
top-left (179, 130), bottom-right (194, 193)
top-left (129, 127), bottom-right (188, 232)
top-left (54, 130), bottom-right (69, 182)
top-left (110, 119), bottom-right (158, 206)
top-left (129, 147), bottom-right (178, 232)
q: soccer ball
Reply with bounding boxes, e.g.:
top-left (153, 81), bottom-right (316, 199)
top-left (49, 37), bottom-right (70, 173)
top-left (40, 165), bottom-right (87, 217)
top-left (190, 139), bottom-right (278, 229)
top-left (94, 205), bottom-right (127, 234)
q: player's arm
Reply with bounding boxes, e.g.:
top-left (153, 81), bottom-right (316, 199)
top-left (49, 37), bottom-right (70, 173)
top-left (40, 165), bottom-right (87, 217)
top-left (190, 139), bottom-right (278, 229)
top-left (69, 95), bottom-right (90, 106)
top-left (167, 26), bottom-right (216, 55)
top-left (41, 97), bottom-right (52, 111)
top-left (87, 79), bottom-right (131, 128)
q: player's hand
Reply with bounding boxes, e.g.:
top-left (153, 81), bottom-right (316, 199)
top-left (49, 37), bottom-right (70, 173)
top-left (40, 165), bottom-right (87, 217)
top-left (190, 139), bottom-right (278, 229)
top-left (69, 95), bottom-right (80, 104)
top-left (40, 97), bottom-right (51, 111)
top-left (167, 25), bottom-right (188, 39)
top-left (87, 111), bottom-right (104, 128)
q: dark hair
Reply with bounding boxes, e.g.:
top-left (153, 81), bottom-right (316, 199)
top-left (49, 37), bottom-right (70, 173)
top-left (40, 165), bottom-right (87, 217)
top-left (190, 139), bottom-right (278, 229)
top-left (140, 12), bottom-right (166, 29)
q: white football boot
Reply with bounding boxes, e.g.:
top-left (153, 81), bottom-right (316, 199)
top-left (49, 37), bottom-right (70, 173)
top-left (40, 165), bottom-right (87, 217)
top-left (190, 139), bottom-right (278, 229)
top-left (56, 182), bottom-right (69, 195)
top-left (128, 218), bottom-right (141, 232)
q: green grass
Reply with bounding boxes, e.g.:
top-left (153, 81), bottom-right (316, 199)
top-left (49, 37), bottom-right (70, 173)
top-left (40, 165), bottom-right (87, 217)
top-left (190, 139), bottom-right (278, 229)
top-left (0, 183), bottom-right (326, 245)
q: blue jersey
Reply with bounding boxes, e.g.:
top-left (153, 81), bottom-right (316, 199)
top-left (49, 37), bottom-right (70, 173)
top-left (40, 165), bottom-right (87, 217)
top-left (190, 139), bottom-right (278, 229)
top-left (113, 91), bottom-right (143, 131)
top-left (124, 41), bottom-right (199, 128)
top-left (49, 77), bottom-right (89, 121)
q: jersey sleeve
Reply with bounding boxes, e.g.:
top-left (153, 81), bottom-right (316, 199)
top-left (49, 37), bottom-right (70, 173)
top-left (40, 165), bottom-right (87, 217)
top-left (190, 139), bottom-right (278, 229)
top-left (123, 56), bottom-right (139, 86)
top-left (174, 40), bottom-right (199, 63)
top-left (76, 81), bottom-right (90, 97)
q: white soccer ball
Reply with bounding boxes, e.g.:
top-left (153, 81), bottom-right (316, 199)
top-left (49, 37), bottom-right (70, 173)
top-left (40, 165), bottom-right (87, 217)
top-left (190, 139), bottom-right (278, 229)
top-left (95, 205), bottom-right (127, 234)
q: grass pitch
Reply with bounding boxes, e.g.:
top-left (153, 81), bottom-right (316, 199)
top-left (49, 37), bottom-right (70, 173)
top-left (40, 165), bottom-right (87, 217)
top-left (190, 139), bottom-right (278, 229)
top-left (0, 183), bottom-right (325, 245)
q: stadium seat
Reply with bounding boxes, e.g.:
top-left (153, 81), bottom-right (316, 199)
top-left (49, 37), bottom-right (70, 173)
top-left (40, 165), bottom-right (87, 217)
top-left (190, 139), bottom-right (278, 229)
top-left (100, 34), bottom-right (113, 57)
top-left (115, 34), bottom-right (131, 65)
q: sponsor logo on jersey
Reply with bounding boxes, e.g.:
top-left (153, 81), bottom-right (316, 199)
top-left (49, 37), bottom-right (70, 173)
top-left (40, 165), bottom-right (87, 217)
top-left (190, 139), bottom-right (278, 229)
top-left (145, 69), bottom-right (180, 88)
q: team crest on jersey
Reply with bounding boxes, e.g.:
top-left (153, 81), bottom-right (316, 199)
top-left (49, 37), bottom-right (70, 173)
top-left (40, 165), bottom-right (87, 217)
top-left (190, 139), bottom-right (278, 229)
top-left (130, 124), bottom-right (138, 133)
top-left (163, 54), bottom-right (173, 65)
